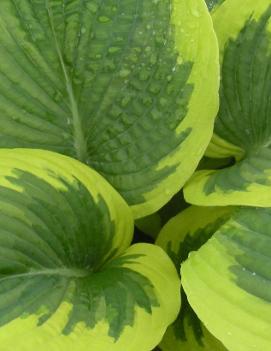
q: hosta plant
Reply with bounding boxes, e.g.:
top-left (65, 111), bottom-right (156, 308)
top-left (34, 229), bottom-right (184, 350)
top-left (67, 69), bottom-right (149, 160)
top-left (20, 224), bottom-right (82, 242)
top-left (0, 0), bottom-right (270, 350)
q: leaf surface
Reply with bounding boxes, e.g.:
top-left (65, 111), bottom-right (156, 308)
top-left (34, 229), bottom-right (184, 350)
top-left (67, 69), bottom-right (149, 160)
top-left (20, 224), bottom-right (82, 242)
top-left (0, 149), bottom-right (180, 351)
top-left (182, 207), bottom-right (271, 351)
top-left (156, 206), bottom-right (230, 351)
top-left (185, 0), bottom-right (271, 207)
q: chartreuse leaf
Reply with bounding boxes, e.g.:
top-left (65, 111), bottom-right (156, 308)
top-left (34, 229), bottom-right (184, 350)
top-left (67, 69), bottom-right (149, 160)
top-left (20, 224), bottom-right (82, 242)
top-left (0, 149), bottom-right (180, 351)
top-left (185, 0), bottom-right (271, 207)
top-left (0, 0), bottom-right (219, 218)
top-left (182, 207), bottom-right (271, 351)
top-left (156, 206), bottom-right (231, 351)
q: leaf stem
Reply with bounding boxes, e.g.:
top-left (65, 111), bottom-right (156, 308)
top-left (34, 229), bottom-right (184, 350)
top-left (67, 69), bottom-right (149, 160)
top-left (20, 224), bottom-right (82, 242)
top-left (0, 267), bottom-right (90, 282)
top-left (46, 1), bottom-right (88, 162)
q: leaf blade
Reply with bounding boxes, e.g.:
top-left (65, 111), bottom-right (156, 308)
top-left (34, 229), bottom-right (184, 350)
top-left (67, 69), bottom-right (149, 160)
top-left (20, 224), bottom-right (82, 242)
top-left (182, 207), bottom-right (271, 351)
top-left (156, 206), bottom-right (231, 351)
top-left (184, 0), bottom-right (271, 207)
top-left (0, 0), bottom-right (219, 217)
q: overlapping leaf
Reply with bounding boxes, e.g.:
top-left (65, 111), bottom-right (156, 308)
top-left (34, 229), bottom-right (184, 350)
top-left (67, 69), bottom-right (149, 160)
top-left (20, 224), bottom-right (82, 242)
top-left (0, 149), bottom-right (180, 351)
top-left (182, 206), bottom-right (271, 351)
top-left (185, 0), bottom-right (271, 208)
top-left (0, 0), bottom-right (218, 217)
top-left (156, 206), bottom-right (230, 351)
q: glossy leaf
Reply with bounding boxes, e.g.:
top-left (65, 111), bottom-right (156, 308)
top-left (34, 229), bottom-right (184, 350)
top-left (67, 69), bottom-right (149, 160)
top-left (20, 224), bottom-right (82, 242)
top-left (0, 149), bottom-right (180, 351)
top-left (156, 206), bottom-right (231, 351)
top-left (185, 0), bottom-right (271, 208)
top-left (0, 0), bottom-right (218, 217)
top-left (182, 207), bottom-right (271, 351)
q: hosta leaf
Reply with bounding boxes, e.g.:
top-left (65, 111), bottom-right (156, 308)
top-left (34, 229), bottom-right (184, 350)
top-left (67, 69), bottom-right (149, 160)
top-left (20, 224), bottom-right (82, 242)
top-left (156, 206), bottom-right (231, 351)
top-left (0, 149), bottom-right (180, 351)
top-left (182, 207), bottom-right (271, 351)
top-left (184, 0), bottom-right (271, 207)
top-left (0, 0), bottom-right (219, 218)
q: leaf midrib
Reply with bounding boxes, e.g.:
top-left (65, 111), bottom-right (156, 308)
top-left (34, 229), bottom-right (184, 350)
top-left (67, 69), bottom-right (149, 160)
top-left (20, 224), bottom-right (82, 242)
top-left (46, 1), bottom-right (88, 162)
top-left (0, 267), bottom-right (91, 282)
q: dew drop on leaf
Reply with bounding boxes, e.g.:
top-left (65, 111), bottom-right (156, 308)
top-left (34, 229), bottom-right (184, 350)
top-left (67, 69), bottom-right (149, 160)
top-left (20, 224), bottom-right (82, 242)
top-left (98, 16), bottom-right (111, 23)
top-left (119, 69), bottom-right (131, 78)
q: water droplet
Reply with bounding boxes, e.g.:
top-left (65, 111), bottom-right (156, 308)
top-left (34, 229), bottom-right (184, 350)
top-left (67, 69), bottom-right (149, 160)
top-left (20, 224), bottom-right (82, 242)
top-left (134, 47), bottom-right (142, 53)
top-left (151, 109), bottom-right (161, 120)
top-left (176, 97), bottom-right (184, 106)
top-left (167, 84), bottom-right (175, 94)
top-left (116, 36), bottom-right (124, 42)
top-left (155, 36), bottom-right (164, 44)
top-left (119, 69), bottom-right (131, 78)
top-left (98, 16), bottom-right (111, 23)
top-left (139, 70), bottom-right (150, 81)
top-left (104, 153), bottom-right (112, 162)
top-left (165, 188), bottom-right (171, 195)
top-left (62, 132), bottom-right (70, 140)
top-left (177, 55), bottom-right (183, 64)
top-left (142, 96), bottom-right (153, 106)
top-left (150, 54), bottom-right (157, 65)
top-left (111, 106), bottom-right (122, 117)
top-left (87, 3), bottom-right (98, 13)
top-left (149, 84), bottom-right (160, 94)
top-left (169, 121), bottom-right (177, 130)
top-left (121, 114), bottom-right (132, 125)
top-left (191, 8), bottom-right (200, 17)
top-left (108, 46), bottom-right (120, 54)
top-left (85, 72), bottom-right (95, 83)
top-left (54, 91), bottom-right (62, 102)
top-left (73, 77), bottom-right (82, 85)
top-left (121, 96), bottom-right (131, 107)
top-left (159, 97), bottom-right (167, 107)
